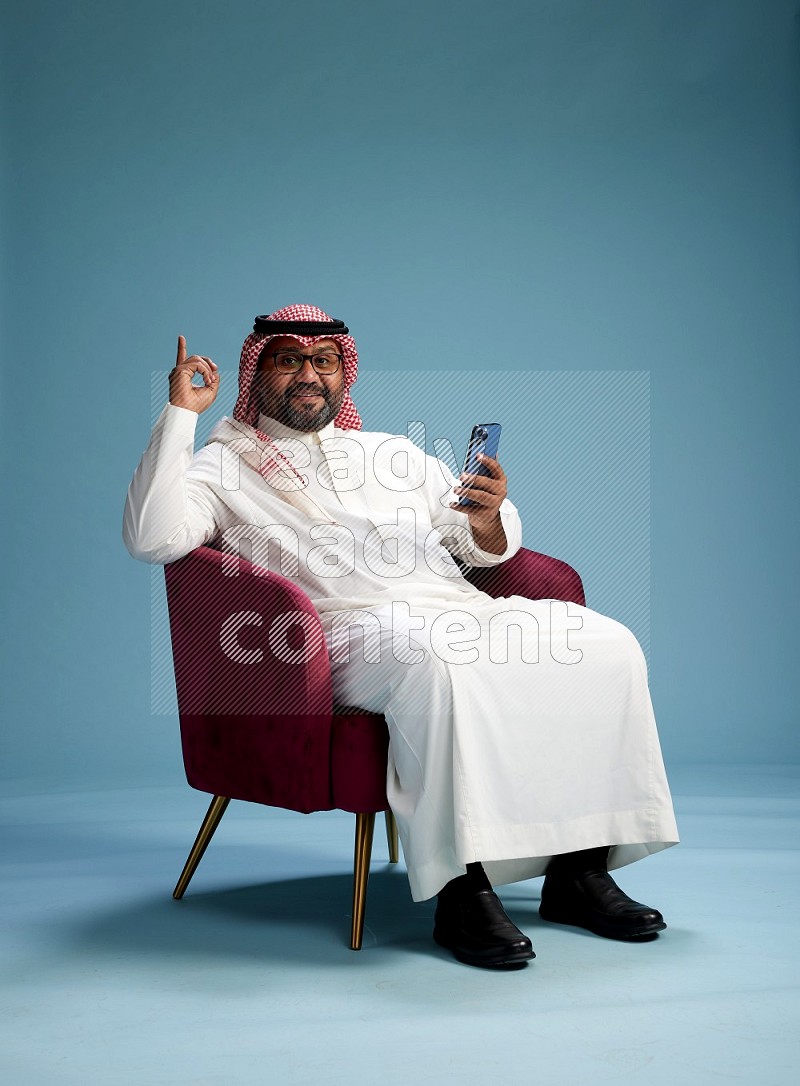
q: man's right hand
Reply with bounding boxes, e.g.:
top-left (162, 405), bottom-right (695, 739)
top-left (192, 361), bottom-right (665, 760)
top-left (169, 335), bottom-right (220, 414)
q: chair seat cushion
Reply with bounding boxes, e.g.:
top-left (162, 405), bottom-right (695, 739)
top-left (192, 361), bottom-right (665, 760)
top-left (331, 709), bottom-right (391, 813)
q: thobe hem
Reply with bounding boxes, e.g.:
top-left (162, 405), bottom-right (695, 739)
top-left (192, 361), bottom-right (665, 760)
top-left (402, 805), bottom-right (680, 901)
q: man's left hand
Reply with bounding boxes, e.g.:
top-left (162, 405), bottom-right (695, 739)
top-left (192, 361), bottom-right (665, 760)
top-left (450, 453), bottom-right (508, 526)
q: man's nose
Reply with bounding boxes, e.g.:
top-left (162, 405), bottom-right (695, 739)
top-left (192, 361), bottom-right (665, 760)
top-left (293, 358), bottom-right (322, 381)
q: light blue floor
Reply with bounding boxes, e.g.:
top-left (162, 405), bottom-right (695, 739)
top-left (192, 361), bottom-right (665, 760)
top-left (2, 765), bottom-right (798, 1085)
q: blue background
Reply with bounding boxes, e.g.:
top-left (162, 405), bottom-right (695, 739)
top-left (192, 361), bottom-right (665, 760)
top-left (2, 0), bottom-right (798, 788)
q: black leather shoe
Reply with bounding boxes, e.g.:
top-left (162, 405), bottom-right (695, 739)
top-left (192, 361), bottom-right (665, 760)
top-left (539, 870), bottom-right (666, 940)
top-left (433, 888), bottom-right (536, 968)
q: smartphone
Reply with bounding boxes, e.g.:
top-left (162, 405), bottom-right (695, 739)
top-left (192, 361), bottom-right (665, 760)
top-left (457, 423), bottom-right (502, 507)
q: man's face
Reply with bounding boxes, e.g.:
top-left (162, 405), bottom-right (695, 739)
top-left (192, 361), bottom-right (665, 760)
top-left (254, 336), bottom-right (346, 432)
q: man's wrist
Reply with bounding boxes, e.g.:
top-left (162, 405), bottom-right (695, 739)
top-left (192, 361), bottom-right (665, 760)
top-left (469, 512), bottom-right (507, 555)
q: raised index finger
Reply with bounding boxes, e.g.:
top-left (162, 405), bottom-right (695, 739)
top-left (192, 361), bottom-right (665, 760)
top-left (176, 335), bottom-right (186, 365)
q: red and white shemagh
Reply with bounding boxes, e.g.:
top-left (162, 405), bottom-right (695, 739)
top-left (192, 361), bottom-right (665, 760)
top-left (233, 302), bottom-right (362, 432)
top-left (205, 304), bottom-right (361, 522)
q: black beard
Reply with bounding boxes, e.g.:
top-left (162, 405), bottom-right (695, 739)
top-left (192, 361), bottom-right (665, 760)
top-left (276, 384), bottom-right (341, 432)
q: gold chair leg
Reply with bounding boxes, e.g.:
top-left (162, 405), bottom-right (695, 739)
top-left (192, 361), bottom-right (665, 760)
top-left (350, 812), bottom-right (375, 950)
top-left (385, 809), bottom-right (399, 864)
top-left (173, 795), bottom-right (230, 899)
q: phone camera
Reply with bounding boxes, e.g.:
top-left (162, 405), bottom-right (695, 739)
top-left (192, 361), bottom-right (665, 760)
top-left (477, 427), bottom-right (488, 440)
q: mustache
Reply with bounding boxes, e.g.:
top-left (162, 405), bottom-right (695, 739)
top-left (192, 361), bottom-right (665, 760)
top-left (287, 383), bottom-right (328, 398)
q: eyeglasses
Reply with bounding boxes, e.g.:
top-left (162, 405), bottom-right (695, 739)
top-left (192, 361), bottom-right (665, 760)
top-left (271, 351), bottom-right (342, 375)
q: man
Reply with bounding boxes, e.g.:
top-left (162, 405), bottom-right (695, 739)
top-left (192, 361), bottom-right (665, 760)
top-left (123, 303), bottom-right (679, 969)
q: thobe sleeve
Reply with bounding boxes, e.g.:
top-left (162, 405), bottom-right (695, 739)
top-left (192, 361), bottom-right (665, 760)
top-left (122, 402), bottom-right (225, 564)
top-left (420, 449), bottom-right (523, 568)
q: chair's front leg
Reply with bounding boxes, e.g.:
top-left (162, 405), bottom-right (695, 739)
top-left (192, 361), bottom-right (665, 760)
top-left (350, 812), bottom-right (376, 950)
top-left (173, 795), bottom-right (230, 899)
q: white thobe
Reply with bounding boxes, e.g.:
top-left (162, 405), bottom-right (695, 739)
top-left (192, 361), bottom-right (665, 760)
top-left (123, 403), bottom-right (679, 901)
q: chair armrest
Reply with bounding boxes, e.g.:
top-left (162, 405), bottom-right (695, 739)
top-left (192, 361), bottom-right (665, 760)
top-left (164, 546), bottom-right (332, 716)
top-left (164, 546), bottom-right (334, 811)
top-left (463, 546), bottom-right (585, 606)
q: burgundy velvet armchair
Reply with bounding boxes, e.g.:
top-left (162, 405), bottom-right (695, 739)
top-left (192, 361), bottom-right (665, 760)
top-left (165, 544), bottom-right (585, 950)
